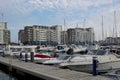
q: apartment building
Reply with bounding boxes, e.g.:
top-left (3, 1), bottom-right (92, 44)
top-left (67, 29), bottom-right (75, 43)
top-left (86, 28), bottom-right (95, 43)
top-left (18, 30), bottom-right (25, 43)
top-left (104, 37), bottom-right (120, 45)
top-left (19, 24), bottom-right (95, 45)
top-left (50, 25), bottom-right (62, 44)
top-left (24, 26), bottom-right (33, 42)
top-left (33, 25), bottom-right (48, 42)
top-left (18, 25), bottom-right (62, 45)
top-left (67, 27), bottom-right (94, 44)
top-left (61, 31), bottom-right (67, 44)
top-left (0, 22), bottom-right (10, 44)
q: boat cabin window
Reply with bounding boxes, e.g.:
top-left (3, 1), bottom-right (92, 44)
top-left (57, 46), bottom-right (64, 50)
top-left (100, 46), bottom-right (111, 50)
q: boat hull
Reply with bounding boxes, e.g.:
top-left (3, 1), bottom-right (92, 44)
top-left (66, 60), bottom-right (120, 73)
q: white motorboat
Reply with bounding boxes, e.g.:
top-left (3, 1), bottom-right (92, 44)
top-left (59, 49), bottom-right (120, 73)
top-left (4, 45), bottom-right (37, 57)
top-left (53, 44), bottom-right (87, 53)
top-left (43, 55), bottom-right (74, 65)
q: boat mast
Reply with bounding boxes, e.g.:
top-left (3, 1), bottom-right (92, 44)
top-left (112, 25), bottom-right (115, 38)
top-left (101, 16), bottom-right (104, 41)
top-left (76, 24), bottom-right (79, 44)
top-left (114, 11), bottom-right (117, 37)
top-left (101, 15), bottom-right (105, 45)
top-left (114, 11), bottom-right (118, 44)
top-left (83, 19), bottom-right (86, 46)
top-left (64, 19), bottom-right (66, 44)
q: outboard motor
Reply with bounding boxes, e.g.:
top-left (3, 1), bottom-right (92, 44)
top-left (67, 48), bottom-right (74, 55)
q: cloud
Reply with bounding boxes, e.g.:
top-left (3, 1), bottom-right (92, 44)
top-left (0, 0), bottom-right (120, 42)
top-left (0, 0), bottom-right (113, 13)
top-left (28, 0), bottom-right (113, 10)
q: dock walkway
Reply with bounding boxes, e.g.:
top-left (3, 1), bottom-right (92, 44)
top-left (0, 56), bottom-right (113, 80)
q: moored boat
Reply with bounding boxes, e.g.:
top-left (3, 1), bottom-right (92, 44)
top-left (59, 49), bottom-right (120, 73)
top-left (34, 53), bottom-right (58, 63)
top-left (43, 55), bottom-right (74, 65)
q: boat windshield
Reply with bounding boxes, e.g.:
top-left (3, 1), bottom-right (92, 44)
top-left (87, 50), bottom-right (110, 55)
top-left (96, 50), bottom-right (107, 55)
top-left (58, 55), bottom-right (71, 60)
top-left (87, 50), bottom-right (98, 55)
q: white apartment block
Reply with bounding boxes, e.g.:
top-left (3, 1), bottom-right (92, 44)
top-left (0, 29), bottom-right (4, 44)
top-left (0, 22), bottom-right (10, 44)
top-left (51, 25), bottom-right (62, 44)
top-left (32, 25), bottom-right (62, 44)
top-left (33, 25), bottom-right (48, 42)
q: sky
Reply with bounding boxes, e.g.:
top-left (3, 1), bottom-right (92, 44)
top-left (0, 0), bottom-right (120, 42)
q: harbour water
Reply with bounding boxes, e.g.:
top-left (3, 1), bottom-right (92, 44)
top-left (104, 70), bottom-right (120, 80)
top-left (0, 70), bottom-right (17, 80)
top-left (0, 69), bottom-right (44, 80)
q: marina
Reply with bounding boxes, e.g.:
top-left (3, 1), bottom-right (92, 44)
top-left (0, 1), bottom-right (120, 80)
top-left (0, 55), bottom-right (113, 80)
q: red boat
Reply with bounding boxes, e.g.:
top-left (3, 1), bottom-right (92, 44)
top-left (33, 53), bottom-right (58, 63)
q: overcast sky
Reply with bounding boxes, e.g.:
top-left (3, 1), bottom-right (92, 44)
top-left (0, 0), bottom-right (120, 42)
